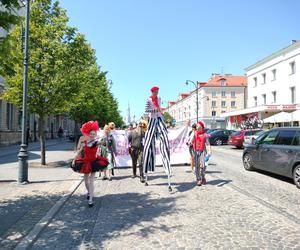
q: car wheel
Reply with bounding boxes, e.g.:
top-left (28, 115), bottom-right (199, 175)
top-left (243, 153), bottom-right (254, 171)
top-left (293, 165), bottom-right (300, 189)
top-left (214, 139), bottom-right (222, 146)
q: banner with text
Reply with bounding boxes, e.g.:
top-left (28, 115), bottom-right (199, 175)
top-left (111, 126), bottom-right (190, 167)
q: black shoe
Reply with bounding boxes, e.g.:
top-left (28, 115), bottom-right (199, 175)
top-left (140, 177), bottom-right (145, 183)
top-left (102, 176), bottom-right (108, 181)
top-left (88, 201), bottom-right (94, 207)
top-left (86, 194), bottom-right (90, 200)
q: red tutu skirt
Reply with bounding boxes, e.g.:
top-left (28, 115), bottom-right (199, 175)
top-left (80, 161), bottom-right (93, 174)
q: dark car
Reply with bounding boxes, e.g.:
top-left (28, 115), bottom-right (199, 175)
top-left (243, 127), bottom-right (300, 189)
top-left (208, 129), bottom-right (235, 146)
top-left (228, 129), bottom-right (263, 149)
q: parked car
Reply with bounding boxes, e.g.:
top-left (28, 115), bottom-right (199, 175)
top-left (208, 129), bottom-right (235, 145)
top-left (205, 128), bottom-right (218, 134)
top-left (243, 127), bottom-right (300, 189)
top-left (243, 130), bottom-right (266, 147)
top-left (228, 129), bottom-right (263, 149)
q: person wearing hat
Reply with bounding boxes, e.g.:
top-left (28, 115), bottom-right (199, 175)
top-left (128, 120), bottom-right (147, 182)
top-left (143, 86), bottom-right (172, 191)
top-left (73, 121), bottom-right (101, 207)
top-left (192, 121), bottom-right (211, 186)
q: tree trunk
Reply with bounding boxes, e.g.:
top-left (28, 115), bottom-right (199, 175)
top-left (74, 122), bottom-right (79, 151)
top-left (38, 116), bottom-right (46, 165)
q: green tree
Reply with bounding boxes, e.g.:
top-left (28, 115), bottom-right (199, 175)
top-left (163, 111), bottom-right (174, 127)
top-left (0, 0), bottom-right (21, 33)
top-left (0, 0), bottom-right (83, 165)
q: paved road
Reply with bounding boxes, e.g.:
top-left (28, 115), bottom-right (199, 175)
top-left (27, 145), bottom-right (300, 250)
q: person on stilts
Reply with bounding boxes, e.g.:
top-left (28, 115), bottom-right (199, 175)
top-left (143, 86), bottom-right (172, 191)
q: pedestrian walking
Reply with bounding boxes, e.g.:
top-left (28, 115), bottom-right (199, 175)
top-left (143, 86), bottom-right (172, 191)
top-left (99, 125), bottom-right (116, 181)
top-left (128, 120), bottom-right (147, 183)
top-left (192, 121), bottom-right (212, 186)
top-left (57, 126), bottom-right (64, 141)
top-left (73, 121), bottom-right (101, 207)
top-left (187, 123), bottom-right (197, 171)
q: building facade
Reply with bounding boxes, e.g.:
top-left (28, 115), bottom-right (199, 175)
top-left (221, 40), bottom-right (300, 129)
top-left (165, 74), bottom-right (247, 128)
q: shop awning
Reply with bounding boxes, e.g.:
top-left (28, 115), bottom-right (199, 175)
top-left (263, 112), bottom-right (293, 123)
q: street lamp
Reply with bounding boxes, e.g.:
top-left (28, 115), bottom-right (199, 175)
top-left (18, 0), bottom-right (30, 184)
top-left (185, 80), bottom-right (199, 122)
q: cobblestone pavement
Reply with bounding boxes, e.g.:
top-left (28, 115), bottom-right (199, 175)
top-left (0, 140), bottom-right (76, 249)
top-left (30, 146), bottom-right (300, 250)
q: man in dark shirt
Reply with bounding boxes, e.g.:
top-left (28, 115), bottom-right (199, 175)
top-left (128, 121), bottom-right (146, 182)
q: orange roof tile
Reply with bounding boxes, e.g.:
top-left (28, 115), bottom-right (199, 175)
top-left (199, 75), bottom-right (247, 87)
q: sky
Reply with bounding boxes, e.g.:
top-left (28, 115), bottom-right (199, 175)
top-left (59, 0), bottom-right (300, 121)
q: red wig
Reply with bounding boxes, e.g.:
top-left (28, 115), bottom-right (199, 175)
top-left (81, 121), bottom-right (99, 136)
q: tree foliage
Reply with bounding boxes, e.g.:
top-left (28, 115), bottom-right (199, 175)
top-left (0, 0), bottom-right (21, 32)
top-left (163, 111), bottom-right (174, 126)
top-left (0, 0), bottom-right (123, 164)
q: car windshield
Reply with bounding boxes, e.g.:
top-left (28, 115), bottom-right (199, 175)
top-left (231, 131), bottom-right (241, 136)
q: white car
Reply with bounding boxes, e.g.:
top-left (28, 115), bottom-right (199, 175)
top-left (243, 130), bottom-right (265, 146)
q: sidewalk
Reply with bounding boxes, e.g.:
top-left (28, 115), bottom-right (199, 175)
top-left (0, 140), bottom-right (80, 249)
top-left (0, 138), bottom-right (74, 158)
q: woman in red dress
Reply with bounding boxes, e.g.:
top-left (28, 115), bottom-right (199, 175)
top-left (74, 121), bottom-right (100, 207)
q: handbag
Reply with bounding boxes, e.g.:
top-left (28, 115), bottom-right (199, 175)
top-left (91, 156), bottom-right (109, 172)
top-left (70, 158), bottom-right (84, 172)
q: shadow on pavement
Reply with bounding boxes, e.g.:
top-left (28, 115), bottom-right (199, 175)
top-left (206, 179), bottom-right (232, 187)
top-left (0, 193), bottom-right (64, 250)
top-left (254, 169), bottom-right (294, 185)
top-left (31, 192), bottom-right (181, 249)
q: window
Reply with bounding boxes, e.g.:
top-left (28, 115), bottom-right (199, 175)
top-left (293, 132), bottom-right (300, 146)
top-left (211, 101), bottom-right (216, 107)
top-left (221, 91), bottom-right (226, 97)
top-left (253, 77), bottom-right (257, 87)
top-left (221, 111), bottom-right (226, 114)
top-left (262, 73), bottom-right (266, 84)
top-left (231, 101), bottom-right (236, 107)
top-left (261, 130), bottom-right (279, 145)
top-left (291, 87), bottom-right (296, 104)
top-left (6, 103), bottom-right (13, 130)
top-left (212, 91), bottom-right (217, 98)
top-left (276, 130), bottom-right (297, 145)
top-left (221, 101), bottom-right (226, 107)
top-left (231, 91), bottom-right (236, 98)
top-left (212, 111), bottom-right (216, 116)
top-left (272, 91), bottom-right (277, 103)
top-left (271, 69), bottom-right (276, 80)
top-left (220, 80), bottom-right (226, 86)
top-left (254, 96), bottom-right (257, 106)
top-left (262, 94), bottom-right (266, 105)
top-left (290, 61), bottom-right (296, 74)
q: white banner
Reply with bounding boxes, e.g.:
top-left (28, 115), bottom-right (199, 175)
top-left (110, 126), bottom-right (190, 167)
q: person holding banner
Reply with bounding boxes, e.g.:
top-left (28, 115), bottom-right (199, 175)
top-left (99, 125), bottom-right (116, 181)
top-left (187, 123), bottom-right (197, 171)
top-left (143, 86), bottom-right (172, 191)
top-left (192, 121), bottom-right (211, 186)
top-left (128, 120), bottom-right (147, 182)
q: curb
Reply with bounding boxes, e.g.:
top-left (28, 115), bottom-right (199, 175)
top-left (14, 177), bottom-right (83, 250)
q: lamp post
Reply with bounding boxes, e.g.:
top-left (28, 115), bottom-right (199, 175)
top-left (18, 0), bottom-right (30, 184)
top-left (186, 80), bottom-right (199, 122)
